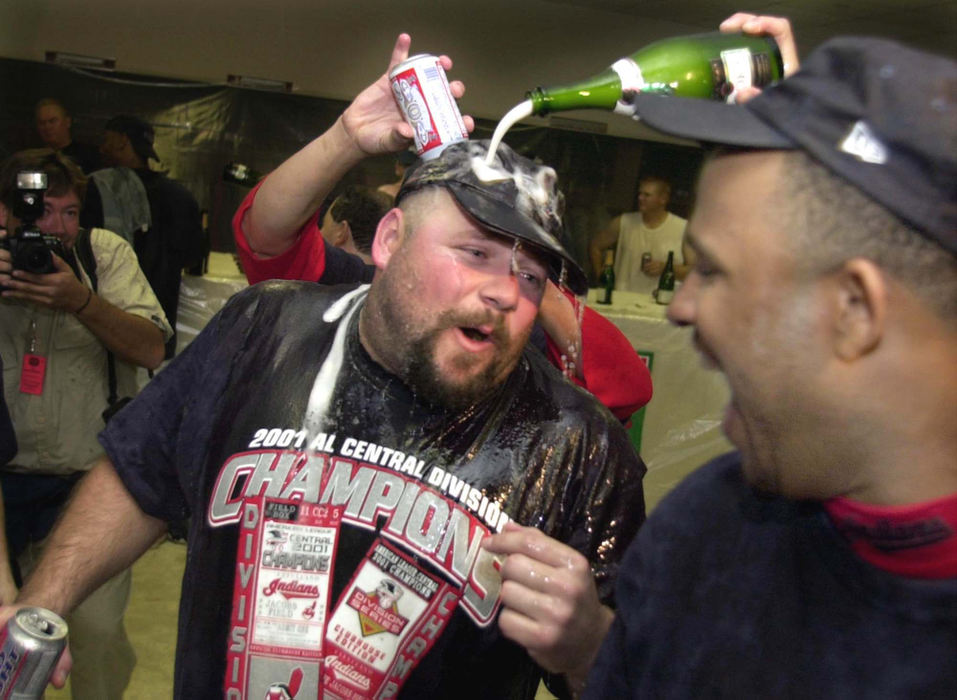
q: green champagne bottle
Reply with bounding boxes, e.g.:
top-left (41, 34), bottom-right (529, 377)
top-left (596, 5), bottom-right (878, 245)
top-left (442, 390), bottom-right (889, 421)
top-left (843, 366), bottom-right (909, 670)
top-left (597, 249), bottom-right (615, 305)
top-left (526, 31), bottom-right (783, 117)
top-left (656, 251), bottom-right (676, 305)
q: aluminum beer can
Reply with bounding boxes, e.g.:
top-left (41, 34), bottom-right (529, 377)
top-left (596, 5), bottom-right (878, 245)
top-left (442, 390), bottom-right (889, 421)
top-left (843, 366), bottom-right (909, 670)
top-left (389, 54), bottom-right (468, 160)
top-left (0, 607), bottom-right (68, 699)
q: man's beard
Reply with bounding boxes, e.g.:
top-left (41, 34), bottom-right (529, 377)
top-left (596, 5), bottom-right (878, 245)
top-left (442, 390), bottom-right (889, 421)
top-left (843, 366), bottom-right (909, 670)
top-left (399, 310), bottom-right (523, 412)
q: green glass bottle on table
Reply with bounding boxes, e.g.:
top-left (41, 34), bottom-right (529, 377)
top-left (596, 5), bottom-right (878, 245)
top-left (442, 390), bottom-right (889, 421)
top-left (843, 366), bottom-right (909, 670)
top-left (527, 31), bottom-right (783, 117)
top-left (597, 249), bottom-right (615, 305)
top-left (655, 251), bottom-right (676, 305)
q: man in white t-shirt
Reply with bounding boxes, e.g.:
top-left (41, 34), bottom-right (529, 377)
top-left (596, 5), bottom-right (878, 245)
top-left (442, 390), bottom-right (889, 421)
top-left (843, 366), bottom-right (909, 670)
top-left (590, 176), bottom-right (695, 295)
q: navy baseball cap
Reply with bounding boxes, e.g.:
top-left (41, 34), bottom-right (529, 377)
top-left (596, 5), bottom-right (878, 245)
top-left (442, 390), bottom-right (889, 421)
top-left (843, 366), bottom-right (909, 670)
top-left (396, 139), bottom-right (588, 295)
top-left (630, 37), bottom-right (957, 255)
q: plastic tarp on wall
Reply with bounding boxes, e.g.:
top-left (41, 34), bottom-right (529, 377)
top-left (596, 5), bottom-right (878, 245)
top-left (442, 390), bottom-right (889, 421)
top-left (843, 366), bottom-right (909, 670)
top-left (0, 56), bottom-right (703, 282)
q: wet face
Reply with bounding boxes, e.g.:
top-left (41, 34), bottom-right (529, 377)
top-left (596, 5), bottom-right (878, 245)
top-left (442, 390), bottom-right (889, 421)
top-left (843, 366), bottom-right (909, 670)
top-left (362, 191), bottom-right (548, 410)
top-left (637, 180), bottom-right (668, 216)
top-left (36, 105), bottom-right (72, 150)
top-left (667, 151), bottom-right (830, 497)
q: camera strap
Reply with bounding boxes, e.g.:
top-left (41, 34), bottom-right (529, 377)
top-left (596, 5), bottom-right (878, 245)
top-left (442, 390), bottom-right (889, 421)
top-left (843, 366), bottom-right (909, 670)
top-left (73, 228), bottom-right (119, 406)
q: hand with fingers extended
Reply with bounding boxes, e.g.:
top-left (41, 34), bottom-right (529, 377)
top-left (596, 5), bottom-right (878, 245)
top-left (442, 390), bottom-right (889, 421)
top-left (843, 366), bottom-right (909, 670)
top-left (483, 522), bottom-right (614, 693)
top-left (720, 12), bottom-right (800, 102)
top-left (0, 604), bottom-right (73, 690)
top-left (0, 253), bottom-right (89, 313)
top-left (340, 33), bottom-right (475, 157)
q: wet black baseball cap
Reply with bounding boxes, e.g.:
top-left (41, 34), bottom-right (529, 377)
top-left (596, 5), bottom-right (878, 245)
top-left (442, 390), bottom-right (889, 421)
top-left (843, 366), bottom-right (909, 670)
top-left (104, 114), bottom-right (160, 163)
top-left (630, 37), bottom-right (957, 255)
top-left (396, 140), bottom-right (588, 295)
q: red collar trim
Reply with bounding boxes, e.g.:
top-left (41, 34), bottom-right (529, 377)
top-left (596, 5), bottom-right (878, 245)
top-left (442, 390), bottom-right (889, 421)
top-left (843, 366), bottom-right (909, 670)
top-left (824, 492), bottom-right (957, 579)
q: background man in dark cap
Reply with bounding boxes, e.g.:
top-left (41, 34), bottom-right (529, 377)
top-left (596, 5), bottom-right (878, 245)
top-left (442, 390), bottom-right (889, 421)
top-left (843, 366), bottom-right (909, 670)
top-left (573, 13), bottom-right (957, 697)
top-left (84, 114), bottom-right (205, 358)
top-left (1, 35), bottom-right (645, 699)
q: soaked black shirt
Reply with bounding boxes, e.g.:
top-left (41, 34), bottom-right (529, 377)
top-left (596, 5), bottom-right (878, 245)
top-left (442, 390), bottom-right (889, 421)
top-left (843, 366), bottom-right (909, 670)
top-left (101, 281), bottom-right (646, 699)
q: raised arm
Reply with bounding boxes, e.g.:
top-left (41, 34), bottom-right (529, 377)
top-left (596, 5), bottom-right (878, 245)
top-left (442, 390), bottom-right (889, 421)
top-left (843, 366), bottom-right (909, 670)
top-left (242, 34), bottom-right (474, 258)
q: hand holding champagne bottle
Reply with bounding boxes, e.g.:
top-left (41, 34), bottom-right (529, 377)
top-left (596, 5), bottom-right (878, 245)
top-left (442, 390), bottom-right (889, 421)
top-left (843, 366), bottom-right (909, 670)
top-left (485, 14), bottom-right (801, 163)
top-left (719, 13), bottom-right (801, 102)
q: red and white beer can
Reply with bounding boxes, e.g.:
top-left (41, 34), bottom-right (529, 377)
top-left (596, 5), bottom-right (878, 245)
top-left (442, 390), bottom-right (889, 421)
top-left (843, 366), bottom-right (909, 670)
top-left (389, 54), bottom-right (468, 160)
top-left (0, 607), bottom-right (68, 699)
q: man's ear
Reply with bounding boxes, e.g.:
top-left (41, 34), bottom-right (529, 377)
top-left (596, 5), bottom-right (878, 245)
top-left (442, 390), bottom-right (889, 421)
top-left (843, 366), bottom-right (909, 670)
top-left (334, 220), bottom-right (351, 247)
top-left (831, 258), bottom-right (887, 361)
top-left (0, 202), bottom-right (8, 231)
top-left (371, 208), bottom-right (404, 270)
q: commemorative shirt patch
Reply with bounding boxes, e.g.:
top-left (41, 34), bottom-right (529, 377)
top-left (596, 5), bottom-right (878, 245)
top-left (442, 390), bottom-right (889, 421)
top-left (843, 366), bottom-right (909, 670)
top-left (214, 430), bottom-right (508, 698)
top-left (225, 497), bottom-right (344, 698)
top-left (322, 539), bottom-right (461, 699)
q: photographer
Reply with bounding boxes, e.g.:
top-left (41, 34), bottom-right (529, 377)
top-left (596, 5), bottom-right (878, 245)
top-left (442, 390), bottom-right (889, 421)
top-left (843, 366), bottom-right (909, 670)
top-left (0, 149), bottom-right (170, 700)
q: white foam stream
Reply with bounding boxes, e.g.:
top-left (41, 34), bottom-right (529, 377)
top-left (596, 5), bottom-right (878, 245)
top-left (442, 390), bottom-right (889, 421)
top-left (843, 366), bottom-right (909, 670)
top-left (302, 285), bottom-right (369, 436)
top-left (485, 100), bottom-right (533, 166)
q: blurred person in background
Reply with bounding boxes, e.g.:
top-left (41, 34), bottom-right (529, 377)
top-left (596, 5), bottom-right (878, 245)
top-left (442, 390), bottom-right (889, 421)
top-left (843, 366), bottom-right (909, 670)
top-left (84, 115), bottom-right (205, 358)
top-left (34, 98), bottom-right (101, 175)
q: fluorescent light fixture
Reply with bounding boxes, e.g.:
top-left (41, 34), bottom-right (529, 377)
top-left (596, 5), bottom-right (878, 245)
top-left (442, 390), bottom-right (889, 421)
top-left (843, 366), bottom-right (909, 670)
top-left (45, 51), bottom-right (116, 70)
top-left (227, 74), bottom-right (293, 92)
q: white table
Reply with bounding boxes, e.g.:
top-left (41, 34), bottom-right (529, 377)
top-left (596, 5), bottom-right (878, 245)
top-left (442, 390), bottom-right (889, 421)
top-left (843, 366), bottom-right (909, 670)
top-left (586, 288), bottom-right (733, 510)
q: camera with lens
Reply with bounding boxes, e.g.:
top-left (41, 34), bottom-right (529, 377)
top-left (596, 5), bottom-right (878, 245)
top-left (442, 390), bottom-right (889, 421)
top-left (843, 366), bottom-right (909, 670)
top-left (0, 171), bottom-right (67, 275)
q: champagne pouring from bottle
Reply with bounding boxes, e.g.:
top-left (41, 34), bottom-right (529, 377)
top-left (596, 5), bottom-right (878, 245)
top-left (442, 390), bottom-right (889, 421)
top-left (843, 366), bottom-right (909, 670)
top-left (486, 26), bottom-right (792, 166)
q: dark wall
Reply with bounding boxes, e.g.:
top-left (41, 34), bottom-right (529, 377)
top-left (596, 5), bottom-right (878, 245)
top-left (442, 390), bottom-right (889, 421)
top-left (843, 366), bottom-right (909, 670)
top-left (1, 57), bottom-right (703, 282)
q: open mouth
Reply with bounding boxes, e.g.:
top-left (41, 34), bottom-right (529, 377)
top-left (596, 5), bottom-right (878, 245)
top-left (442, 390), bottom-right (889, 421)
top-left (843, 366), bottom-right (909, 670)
top-left (461, 326), bottom-right (491, 342)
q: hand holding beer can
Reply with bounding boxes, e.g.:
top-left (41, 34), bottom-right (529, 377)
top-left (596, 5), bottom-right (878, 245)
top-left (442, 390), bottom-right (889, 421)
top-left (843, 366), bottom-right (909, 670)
top-left (389, 54), bottom-right (468, 160)
top-left (0, 607), bottom-right (68, 699)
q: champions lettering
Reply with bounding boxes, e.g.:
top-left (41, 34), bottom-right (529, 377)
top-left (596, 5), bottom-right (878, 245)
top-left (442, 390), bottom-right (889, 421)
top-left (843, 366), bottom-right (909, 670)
top-left (208, 450), bottom-right (507, 625)
top-left (261, 550), bottom-right (330, 572)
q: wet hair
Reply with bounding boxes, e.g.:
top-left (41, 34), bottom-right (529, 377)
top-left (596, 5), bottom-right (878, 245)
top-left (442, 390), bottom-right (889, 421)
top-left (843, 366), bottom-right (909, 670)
top-left (329, 185), bottom-right (392, 255)
top-left (773, 150), bottom-right (957, 320)
top-left (0, 148), bottom-right (87, 210)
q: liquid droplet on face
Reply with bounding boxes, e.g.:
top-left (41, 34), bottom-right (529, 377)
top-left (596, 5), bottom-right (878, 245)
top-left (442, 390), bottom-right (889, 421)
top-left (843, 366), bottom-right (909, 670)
top-left (510, 238), bottom-right (521, 276)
